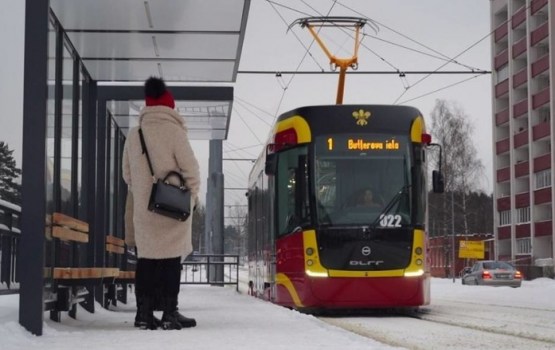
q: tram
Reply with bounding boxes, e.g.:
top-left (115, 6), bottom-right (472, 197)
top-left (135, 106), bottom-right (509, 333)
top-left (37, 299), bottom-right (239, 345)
top-left (246, 104), bottom-right (444, 310)
top-left (246, 17), bottom-right (443, 311)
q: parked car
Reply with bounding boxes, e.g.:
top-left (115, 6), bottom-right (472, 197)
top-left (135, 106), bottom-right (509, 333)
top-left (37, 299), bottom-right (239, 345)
top-left (461, 260), bottom-right (522, 288)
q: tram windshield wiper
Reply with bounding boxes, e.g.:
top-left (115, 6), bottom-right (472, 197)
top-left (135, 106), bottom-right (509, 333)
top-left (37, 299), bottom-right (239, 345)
top-left (368, 184), bottom-right (411, 230)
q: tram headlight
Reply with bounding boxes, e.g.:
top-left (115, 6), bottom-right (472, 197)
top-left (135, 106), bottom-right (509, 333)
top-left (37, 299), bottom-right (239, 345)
top-left (306, 259), bottom-right (314, 266)
top-left (415, 247), bottom-right (423, 255)
top-left (306, 247), bottom-right (314, 256)
top-left (415, 258), bottom-right (423, 266)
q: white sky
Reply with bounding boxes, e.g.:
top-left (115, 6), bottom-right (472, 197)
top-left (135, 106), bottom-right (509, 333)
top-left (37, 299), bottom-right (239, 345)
top-left (1, 277), bottom-right (554, 349)
top-left (0, 1), bottom-right (493, 222)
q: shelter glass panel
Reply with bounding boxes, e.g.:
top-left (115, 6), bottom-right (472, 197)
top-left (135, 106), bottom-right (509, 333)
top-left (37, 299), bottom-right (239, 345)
top-left (45, 20), bottom-right (57, 271)
top-left (60, 43), bottom-right (74, 214)
top-left (108, 118), bottom-right (116, 234)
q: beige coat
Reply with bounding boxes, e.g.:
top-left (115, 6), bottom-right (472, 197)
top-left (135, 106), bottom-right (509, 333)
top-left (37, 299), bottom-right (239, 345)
top-left (122, 106), bottom-right (200, 259)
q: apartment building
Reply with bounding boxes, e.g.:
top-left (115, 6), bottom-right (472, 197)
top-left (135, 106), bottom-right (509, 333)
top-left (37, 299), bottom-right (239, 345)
top-left (491, 0), bottom-right (554, 266)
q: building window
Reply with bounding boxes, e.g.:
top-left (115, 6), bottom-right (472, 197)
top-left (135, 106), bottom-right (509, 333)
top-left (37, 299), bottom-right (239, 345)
top-left (499, 210), bottom-right (511, 225)
top-left (535, 169), bottom-right (551, 189)
top-left (516, 237), bottom-right (531, 255)
top-left (496, 65), bottom-right (508, 83)
top-left (516, 207), bottom-right (530, 223)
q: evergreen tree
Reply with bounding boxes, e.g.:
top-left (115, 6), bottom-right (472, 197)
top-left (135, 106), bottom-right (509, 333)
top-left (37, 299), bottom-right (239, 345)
top-left (0, 141), bottom-right (22, 205)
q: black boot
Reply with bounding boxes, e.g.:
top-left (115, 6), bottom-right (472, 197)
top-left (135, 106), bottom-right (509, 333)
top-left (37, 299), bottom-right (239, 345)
top-left (136, 296), bottom-right (159, 330)
top-left (134, 295), bottom-right (162, 328)
top-left (161, 297), bottom-right (196, 329)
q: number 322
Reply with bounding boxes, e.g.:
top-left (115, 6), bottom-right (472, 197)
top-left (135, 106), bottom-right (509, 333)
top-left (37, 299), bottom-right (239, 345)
top-left (379, 214), bottom-right (401, 227)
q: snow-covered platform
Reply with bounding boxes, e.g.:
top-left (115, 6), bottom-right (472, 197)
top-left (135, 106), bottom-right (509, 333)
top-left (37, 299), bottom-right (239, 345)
top-left (0, 285), bottom-right (396, 350)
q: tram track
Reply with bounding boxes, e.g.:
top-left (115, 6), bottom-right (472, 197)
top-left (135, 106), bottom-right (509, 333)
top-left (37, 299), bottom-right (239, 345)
top-left (318, 301), bottom-right (555, 349)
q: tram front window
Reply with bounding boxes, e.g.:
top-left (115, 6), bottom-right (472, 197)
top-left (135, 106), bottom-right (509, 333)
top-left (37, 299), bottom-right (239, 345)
top-left (314, 135), bottom-right (412, 227)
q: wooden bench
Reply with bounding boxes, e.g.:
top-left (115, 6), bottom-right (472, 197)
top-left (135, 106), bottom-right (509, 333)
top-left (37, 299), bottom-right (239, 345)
top-left (44, 212), bottom-right (120, 322)
top-left (104, 235), bottom-right (136, 307)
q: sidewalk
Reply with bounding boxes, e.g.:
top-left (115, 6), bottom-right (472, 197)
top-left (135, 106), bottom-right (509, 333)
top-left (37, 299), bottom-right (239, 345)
top-left (0, 285), bottom-right (397, 350)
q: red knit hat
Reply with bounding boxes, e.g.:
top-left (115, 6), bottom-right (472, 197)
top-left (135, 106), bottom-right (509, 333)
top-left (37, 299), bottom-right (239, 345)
top-left (144, 77), bottom-right (175, 109)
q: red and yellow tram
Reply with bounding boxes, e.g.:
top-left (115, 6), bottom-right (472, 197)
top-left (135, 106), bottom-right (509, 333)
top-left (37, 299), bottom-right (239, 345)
top-left (247, 104), bottom-right (443, 311)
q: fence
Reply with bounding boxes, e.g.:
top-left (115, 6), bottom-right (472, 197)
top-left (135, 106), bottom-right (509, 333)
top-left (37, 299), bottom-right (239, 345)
top-left (0, 199), bottom-right (21, 295)
top-left (181, 254), bottom-right (239, 291)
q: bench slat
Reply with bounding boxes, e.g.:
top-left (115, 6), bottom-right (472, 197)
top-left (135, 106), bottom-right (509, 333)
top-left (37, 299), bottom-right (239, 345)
top-left (106, 243), bottom-right (125, 255)
top-left (52, 226), bottom-right (89, 243)
top-left (52, 212), bottom-right (89, 233)
top-left (118, 271), bottom-right (136, 279)
top-left (106, 235), bottom-right (125, 247)
top-left (53, 267), bottom-right (120, 279)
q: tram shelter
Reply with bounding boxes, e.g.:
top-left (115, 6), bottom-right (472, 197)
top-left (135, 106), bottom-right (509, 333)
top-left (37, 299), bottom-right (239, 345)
top-left (19, 0), bottom-right (250, 335)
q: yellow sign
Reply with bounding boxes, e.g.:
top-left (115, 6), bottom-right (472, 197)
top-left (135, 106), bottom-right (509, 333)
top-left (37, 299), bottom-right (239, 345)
top-left (459, 240), bottom-right (485, 259)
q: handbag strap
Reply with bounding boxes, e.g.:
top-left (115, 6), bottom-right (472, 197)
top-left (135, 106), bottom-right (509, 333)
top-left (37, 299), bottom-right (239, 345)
top-left (138, 128), bottom-right (156, 181)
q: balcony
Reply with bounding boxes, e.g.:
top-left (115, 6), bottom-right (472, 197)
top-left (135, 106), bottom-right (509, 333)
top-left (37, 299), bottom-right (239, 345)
top-left (534, 187), bottom-right (551, 204)
top-left (495, 108), bottom-right (510, 126)
top-left (535, 220), bottom-right (552, 237)
top-left (533, 121), bottom-right (550, 140)
top-left (498, 226), bottom-right (511, 240)
top-left (512, 36), bottom-right (527, 59)
top-left (533, 153), bottom-right (551, 172)
top-left (495, 79), bottom-right (509, 97)
top-left (514, 161), bottom-right (529, 178)
top-left (531, 55), bottom-right (549, 77)
top-left (494, 49), bottom-right (509, 69)
top-left (531, 0), bottom-right (548, 14)
top-left (515, 192), bottom-right (530, 207)
top-left (496, 137), bottom-right (510, 154)
top-left (497, 166), bottom-right (510, 182)
top-left (494, 22), bottom-right (508, 42)
top-left (515, 223), bottom-right (531, 238)
top-left (513, 129), bottom-right (529, 148)
top-left (497, 196), bottom-right (511, 211)
top-left (532, 87), bottom-right (550, 109)
top-left (512, 68), bottom-right (528, 88)
top-left (513, 99), bottom-right (528, 118)
top-left (531, 22), bottom-right (548, 46)
top-left (512, 6), bottom-right (527, 29)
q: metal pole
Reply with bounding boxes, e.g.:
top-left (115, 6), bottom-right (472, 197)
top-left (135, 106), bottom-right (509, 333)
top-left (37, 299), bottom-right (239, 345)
top-left (452, 191), bottom-right (455, 283)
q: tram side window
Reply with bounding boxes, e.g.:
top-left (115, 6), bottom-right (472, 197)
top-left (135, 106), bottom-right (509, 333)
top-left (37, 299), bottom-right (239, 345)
top-left (276, 146), bottom-right (309, 235)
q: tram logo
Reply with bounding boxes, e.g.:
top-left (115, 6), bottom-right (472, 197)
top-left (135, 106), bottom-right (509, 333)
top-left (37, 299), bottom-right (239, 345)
top-left (361, 246), bottom-right (371, 256)
top-left (352, 109), bottom-right (371, 126)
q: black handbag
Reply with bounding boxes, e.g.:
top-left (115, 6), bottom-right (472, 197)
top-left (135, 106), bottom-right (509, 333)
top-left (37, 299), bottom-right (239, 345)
top-left (139, 128), bottom-right (191, 222)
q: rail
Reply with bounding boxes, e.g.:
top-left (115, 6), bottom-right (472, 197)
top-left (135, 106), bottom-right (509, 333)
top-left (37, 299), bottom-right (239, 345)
top-left (181, 254), bottom-right (239, 291)
top-left (0, 199), bottom-right (21, 295)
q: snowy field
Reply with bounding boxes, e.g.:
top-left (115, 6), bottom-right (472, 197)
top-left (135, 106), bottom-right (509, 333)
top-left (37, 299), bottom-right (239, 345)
top-left (1, 277), bottom-right (554, 350)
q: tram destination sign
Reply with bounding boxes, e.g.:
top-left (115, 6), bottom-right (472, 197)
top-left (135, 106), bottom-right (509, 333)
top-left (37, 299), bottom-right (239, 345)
top-left (319, 134), bottom-right (405, 153)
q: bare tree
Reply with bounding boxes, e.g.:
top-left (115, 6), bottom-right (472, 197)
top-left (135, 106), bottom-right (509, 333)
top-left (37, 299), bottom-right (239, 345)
top-left (429, 99), bottom-right (485, 195)
top-left (227, 203), bottom-right (248, 256)
top-left (429, 99), bottom-right (486, 275)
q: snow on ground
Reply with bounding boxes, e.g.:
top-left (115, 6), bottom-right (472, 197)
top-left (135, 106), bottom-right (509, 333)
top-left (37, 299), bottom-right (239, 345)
top-left (1, 278), bottom-right (554, 350)
top-left (321, 278), bottom-right (555, 349)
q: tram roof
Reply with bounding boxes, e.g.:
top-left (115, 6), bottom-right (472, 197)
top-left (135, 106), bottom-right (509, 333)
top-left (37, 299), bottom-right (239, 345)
top-left (49, 0), bottom-right (251, 140)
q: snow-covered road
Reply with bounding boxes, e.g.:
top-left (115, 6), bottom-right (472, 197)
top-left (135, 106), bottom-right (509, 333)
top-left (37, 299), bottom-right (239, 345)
top-left (320, 278), bottom-right (555, 349)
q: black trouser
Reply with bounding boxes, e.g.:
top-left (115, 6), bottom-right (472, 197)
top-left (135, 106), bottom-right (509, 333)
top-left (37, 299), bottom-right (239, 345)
top-left (135, 257), bottom-right (182, 300)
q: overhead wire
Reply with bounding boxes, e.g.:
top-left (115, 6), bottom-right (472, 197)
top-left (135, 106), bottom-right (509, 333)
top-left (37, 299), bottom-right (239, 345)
top-left (398, 74), bottom-right (484, 105)
top-left (329, 0), bottom-right (496, 104)
top-left (266, 0), bottom-right (338, 119)
top-left (231, 106), bottom-right (264, 144)
top-left (335, 0), bottom-right (483, 72)
top-left (235, 96), bottom-right (275, 120)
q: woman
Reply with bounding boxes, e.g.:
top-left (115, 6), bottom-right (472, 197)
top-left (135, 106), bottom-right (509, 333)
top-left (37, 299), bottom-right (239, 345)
top-left (122, 77), bottom-right (200, 330)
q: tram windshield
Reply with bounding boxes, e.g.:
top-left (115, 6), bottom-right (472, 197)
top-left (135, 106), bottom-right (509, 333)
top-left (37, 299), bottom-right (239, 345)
top-left (314, 134), bottom-right (412, 227)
